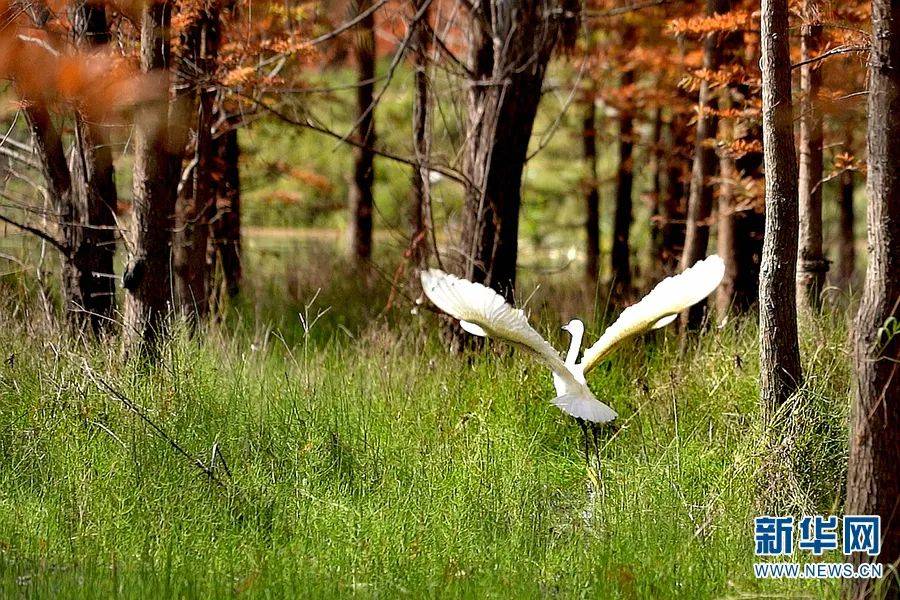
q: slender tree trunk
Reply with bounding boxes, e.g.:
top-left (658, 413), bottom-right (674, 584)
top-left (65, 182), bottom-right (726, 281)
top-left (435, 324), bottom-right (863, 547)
top-left (69, 1), bottom-right (117, 334)
top-left (123, 1), bottom-right (176, 355)
top-left (759, 0), bottom-right (802, 412)
top-left (209, 126), bottom-right (242, 308)
top-left (174, 5), bottom-right (221, 320)
top-left (679, 0), bottom-right (730, 330)
top-left (611, 28), bottom-right (636, 300)
top-left (660, 113), bottom-right (688, 275)
top-left (583, 92), bottom-right (600, 283)
top-left (348, 0), bottom-right (376, 264)
top-left (646, 108), bottom-right (664, 277)
top-left (458, 0), bottom-right (574, 303)
top-left (23, 104), bottom-right (80, 320)
top-left (796, 0), bottom-right (827, 311)
top-left (844, 1), bottom-right (900, 595)
top-left (716, 148), bottom-right (738, 316)
top-left (837, 167), bottom-right (856, 289)
top-left (408, 0), bottom-right (430, 273)
top-left (716, 93), bottom-right (763, 318)
top-left (19, 3), bottom-right (119, 334)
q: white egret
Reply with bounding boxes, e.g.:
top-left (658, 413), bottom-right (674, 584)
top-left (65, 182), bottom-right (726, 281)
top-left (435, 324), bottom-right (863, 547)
top-left (419, 255), bottom-right (725, 463)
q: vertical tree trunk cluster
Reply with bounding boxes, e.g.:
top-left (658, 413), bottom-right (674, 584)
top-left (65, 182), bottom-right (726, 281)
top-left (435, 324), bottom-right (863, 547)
top-left (458, 0), bottom-right (577, 302)
top-left (796, 0), bottom-right (827, 311)
top-left (124, 1), bottom-right (241, 355)
top-left (679, 0), bottom-right (730, 330)
top-left (845, 0), bottom-right (900, 596)
top-left (348, 0), bottom-right (377, 265)
top-left (69, 1), bottom-right (118, 333)
top-left (758, 0), bottom-right (802, 412)
top-left (174, 4), bottom-right (223, 320)
top-left (123, 1), bottom-right (178, 353)
top-left (18, 2), bottom-right (118, 335)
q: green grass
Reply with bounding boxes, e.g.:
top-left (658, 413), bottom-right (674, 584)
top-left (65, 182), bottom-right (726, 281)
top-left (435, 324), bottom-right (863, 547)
top-left (0, 239), bottom-right (864, 598)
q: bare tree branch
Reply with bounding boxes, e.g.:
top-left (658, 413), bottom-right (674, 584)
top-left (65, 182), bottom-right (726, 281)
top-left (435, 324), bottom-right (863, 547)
top-left (791, 44), bottom-right (868, 70)
top-left (238, 93), bottom-right (469, 186)
top-left (0, 211), bottom-right (67, 252)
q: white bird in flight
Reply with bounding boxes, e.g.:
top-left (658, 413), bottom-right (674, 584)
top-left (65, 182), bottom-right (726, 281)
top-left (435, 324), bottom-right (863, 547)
top-left (420, 255), bottom-right (725, 460)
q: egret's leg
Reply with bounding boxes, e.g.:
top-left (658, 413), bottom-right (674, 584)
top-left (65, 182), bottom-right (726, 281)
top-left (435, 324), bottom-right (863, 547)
top-left (591, 424), bottom-right (602, 477)
top-left (577, 419), bottom-right (590, 467)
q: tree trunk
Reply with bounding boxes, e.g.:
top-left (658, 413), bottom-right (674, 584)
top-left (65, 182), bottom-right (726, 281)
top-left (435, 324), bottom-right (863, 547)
top-left (583, 93), bottom-right (600, 283)
top-left (759, 0), bottom-right (802, 413)
top-left (69, 1), bottom-right (118, 334)
top-left (23, 104), bottom-right (80, 321)
top-left (348, 0), bottom-right (376, 264)
top-left (458, 0), bottom-right (574, 303)
top-left (796, 0), bottom-right (827, 311)
top-left (123, 1), bottom-right (176, 355)
top-left (408, 0), bottom-right (430, 273)
top-left (716, 149), bottom-right (738, 316)
top-left (679, 0), bottom-right (730, 330)
top-left (716, 92), bottom-right (763, 318)
top-left (611, 29), bottom-right (636, 300)
top-left (209, 126), bottom-right (242, 308)
top-left (646, 107), bottom-right (664, 278)
top-left (173, 6), bottom-right (221, 321)
top-left (844, 1), bottom-right (900, 595)
top-left (660, 112), bottom-right (688, 275)
top-left (837, 167), bottom-right (856, 289)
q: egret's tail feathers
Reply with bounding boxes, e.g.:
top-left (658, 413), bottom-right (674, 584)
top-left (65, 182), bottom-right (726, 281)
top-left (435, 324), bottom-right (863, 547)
top-left (552, 393), bottom-right (618, 424)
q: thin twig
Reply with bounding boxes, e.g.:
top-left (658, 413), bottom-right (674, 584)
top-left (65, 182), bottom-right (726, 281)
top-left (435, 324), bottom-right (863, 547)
top-left (0, 211), bottom-right (67, 252)
top-left (309, 0), bottom-right (391, 46)
top-left (238, 93), bottom-right (469, 185)
top-left (791, 44), bottom-right (868, 70)
top-left (84, 364), bottom-right (232, 491)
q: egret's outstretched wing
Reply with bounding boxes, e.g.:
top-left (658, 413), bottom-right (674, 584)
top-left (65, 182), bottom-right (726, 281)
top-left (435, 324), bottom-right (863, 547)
top-left (578, 254), bottom-right (725, 376)
top-left (420, 269), bottom-right (577, 387)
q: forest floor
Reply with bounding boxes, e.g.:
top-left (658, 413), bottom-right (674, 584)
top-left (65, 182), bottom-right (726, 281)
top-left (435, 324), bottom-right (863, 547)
top-left (0, 236), bottom-right (865, 598)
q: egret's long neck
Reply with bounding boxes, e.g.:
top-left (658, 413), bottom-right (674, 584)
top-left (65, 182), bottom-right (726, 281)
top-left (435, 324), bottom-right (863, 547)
top-left (565, 327), bottom-right (584, 366)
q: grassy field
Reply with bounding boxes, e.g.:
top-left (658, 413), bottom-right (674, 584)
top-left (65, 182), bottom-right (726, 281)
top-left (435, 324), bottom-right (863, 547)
top-left (0, 234), bottom-right (870, 598)
top-left (0, 56), bottom-right (876, 598)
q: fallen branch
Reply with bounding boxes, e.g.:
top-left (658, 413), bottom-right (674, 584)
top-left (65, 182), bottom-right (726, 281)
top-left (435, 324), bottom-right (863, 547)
top-left (0, 211), bottom-right (67, 252)
top-left (84, 363), bottom-right (235, 493)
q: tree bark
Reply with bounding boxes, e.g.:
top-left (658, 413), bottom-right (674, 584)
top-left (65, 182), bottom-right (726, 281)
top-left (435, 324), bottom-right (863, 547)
top-left (716, 91), bottom-right (763, 318)
top-left (173, 5), bottom-right (221, 321)
top-left (759, 0), bottom-right (802, 413)
top-left (69, 1), bottom-right (118, 334)
top-left (23, 104), bottom-right (81, 320)
top-left (123, 1), bottom-right (176, 356)
top-left (716, 148), bottom-right (738, 317)
top-left (679, 0), bottom-right (730, 330)
top-left (844, 0), bottom-right (900, 595)
top-left (408, 0), bottom-right (430, 273)
top-left (209, 126), bottom-right (242, 308)
top-left (646, 107), bottom-right (664, 278)
top-left (611, 44), bottom-right (635, 300)
top-left (458, 0), bottom-right (575, 303)
top-left (837, 166), bottom-right (856, 289)
top-left (660, 112), bottom-right (688, 275)
top-left (348, 0), bottom-right (376, 264)
top-left (583, 92), bottom-right (600, 283)
top-left (796, 0), bottom-right (827, 311)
